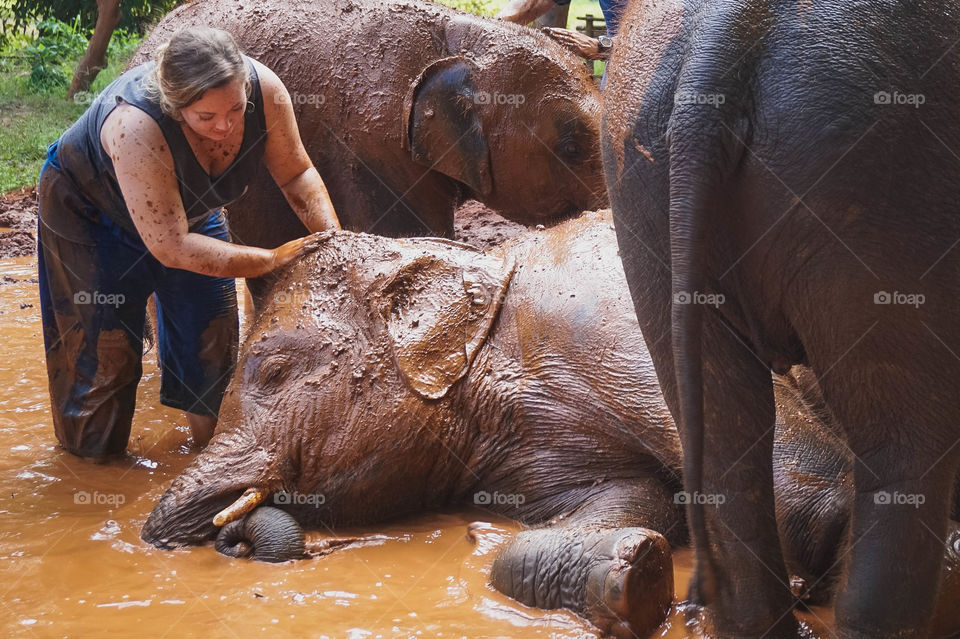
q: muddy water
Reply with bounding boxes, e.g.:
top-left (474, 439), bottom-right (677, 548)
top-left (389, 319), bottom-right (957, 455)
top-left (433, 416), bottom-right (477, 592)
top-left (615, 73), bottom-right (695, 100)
top-left (0, 255), bottom-right (831, 638)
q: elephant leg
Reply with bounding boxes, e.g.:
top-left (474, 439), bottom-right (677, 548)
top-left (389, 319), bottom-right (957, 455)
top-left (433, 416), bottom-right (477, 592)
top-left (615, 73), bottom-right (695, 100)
top-left (694, 313), bottom-right (798, 637)
top-left (489, 479), bottom-right (680, 637)
top-left (930, 522), bottom-right (960, 638)
top-left (804, 326), bottom-right (960, 638)
top-left (832, 434), bottom-right (959, 637)
top-left (490, 525), bottom-right (673, 638)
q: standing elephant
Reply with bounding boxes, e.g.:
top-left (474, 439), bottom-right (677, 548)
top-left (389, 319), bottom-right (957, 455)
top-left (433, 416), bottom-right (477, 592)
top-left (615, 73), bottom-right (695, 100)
top-left (140, 212), bottom-right (960, 638)
top-left (602, 0), bottom-right (960, 636)
top-left (133, 0), bottom-right (607, 301)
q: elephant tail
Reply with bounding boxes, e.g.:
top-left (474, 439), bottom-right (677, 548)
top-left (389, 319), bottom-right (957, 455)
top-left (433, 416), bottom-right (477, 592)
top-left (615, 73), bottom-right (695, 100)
top-left (667, 32), bottom-right (755, 605)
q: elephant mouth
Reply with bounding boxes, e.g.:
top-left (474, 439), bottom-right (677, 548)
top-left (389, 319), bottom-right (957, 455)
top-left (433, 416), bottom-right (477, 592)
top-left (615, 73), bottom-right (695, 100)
top-left (141, 488), bottom-right (245, 549)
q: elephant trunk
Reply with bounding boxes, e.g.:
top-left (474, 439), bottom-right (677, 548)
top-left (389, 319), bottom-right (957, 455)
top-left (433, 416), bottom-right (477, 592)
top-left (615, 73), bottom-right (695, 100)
top-left (141, 429), bottom-right (275, 549)
top-left (214, 506), bottom-right (306, 562)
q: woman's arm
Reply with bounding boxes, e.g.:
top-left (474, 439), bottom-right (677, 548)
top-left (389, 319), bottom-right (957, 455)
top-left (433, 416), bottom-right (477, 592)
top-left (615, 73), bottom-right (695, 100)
top-left (101, 105), bottom-right (312, 278)
top-left (495, 0), bottom-right (558, 25)
top-left (255, 62), bottom-right (341, 233)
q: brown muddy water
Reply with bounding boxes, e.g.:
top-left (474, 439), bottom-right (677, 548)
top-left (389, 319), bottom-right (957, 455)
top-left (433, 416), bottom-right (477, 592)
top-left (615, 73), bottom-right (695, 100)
top-left (0, 254), bottom-right (833, 638)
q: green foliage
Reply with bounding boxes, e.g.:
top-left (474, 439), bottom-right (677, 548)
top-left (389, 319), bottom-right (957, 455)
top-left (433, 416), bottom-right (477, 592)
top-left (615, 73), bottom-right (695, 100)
top-left (0, 15), bottom-right (142, 191)
top-left (23, 17), bottom-right (86, 90)
top-left (6, 0), bottom-right (179, 36)
top-left (435, 0), bottom-right (497, 18)
top-left (14, 16), bottom-right (139, 92)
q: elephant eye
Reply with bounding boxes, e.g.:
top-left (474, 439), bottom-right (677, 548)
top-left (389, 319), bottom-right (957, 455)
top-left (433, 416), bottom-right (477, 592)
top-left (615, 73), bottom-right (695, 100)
top-left (257, 354), bottom-right (290, 388)
top-left (559, 140), bottom-right (581, 159)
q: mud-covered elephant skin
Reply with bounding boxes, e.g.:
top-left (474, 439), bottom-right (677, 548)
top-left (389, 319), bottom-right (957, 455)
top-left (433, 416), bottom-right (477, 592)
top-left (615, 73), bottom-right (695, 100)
top-left (133, 0), bottom-right (606, 303)
top-left (141, 212), bottom-right (960, 637)
top-left (602, 0), bottom-right (960, 635)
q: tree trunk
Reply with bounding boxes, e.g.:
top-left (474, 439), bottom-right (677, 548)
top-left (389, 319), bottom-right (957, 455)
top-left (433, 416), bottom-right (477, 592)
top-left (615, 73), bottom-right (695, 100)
top-left (67, 0), bottom-right (123, 100)
top-left (534, 4), bottom-right (569, 29)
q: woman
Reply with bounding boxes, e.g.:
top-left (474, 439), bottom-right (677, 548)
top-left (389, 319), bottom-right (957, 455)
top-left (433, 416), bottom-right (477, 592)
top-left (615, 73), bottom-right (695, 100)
top-left (38, 27), bottom-right (340, 461)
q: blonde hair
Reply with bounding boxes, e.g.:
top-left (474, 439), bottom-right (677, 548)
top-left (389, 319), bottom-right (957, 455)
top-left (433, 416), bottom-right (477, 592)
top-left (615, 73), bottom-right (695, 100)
top-left (145, 27), bottom-right (251, 120)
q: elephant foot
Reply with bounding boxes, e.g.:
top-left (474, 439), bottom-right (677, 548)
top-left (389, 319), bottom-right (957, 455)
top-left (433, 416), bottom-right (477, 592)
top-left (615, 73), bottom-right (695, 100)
top-left (214, 506), bottom-right (306, 562)
top-left (491, 526), bottom-right (673, 638)
top-left (677, 600), bottom-right (804, 639)
top-left (583, 528), bottom-right (674, 639)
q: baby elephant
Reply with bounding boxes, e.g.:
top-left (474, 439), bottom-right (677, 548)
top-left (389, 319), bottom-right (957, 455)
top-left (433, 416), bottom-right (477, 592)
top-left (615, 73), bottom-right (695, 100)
top-left (142, 212), bottom-right (960, 637)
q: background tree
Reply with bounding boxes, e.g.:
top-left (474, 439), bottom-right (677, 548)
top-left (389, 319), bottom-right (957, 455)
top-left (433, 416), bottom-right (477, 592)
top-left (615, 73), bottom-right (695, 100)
top-left (67, 0), bottom-right (121, 98)
top-left (6, 0), bottom-right (179, 98)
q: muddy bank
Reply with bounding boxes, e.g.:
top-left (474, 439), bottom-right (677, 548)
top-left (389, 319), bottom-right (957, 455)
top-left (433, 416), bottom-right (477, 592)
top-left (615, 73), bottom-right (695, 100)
top-left (0, 186), bottom-right (38, 258)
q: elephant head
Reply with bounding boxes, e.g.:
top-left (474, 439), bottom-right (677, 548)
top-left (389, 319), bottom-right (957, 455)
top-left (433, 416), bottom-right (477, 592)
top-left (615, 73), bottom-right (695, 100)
top-left (402, 14), bottom-right (607, 224)
top-left (141, 231), bottom-right (515, 549)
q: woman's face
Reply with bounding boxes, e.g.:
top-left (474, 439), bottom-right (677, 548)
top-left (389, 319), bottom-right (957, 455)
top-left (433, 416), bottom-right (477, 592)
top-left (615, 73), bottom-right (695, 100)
top-left (180, 78), bottom-right (246, 142)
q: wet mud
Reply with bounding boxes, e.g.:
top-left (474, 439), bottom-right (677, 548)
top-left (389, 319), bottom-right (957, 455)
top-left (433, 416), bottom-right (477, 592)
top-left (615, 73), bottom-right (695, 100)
top-left (0, 186), bottom-right (38, 258)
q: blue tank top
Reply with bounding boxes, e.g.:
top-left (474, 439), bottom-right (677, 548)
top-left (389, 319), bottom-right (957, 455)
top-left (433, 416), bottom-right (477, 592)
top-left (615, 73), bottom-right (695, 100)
top-left (53, 56), bottom-right (267, 237)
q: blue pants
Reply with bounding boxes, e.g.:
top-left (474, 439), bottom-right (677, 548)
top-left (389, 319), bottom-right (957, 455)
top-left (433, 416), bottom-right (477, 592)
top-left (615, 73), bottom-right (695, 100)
top-left (37, 142), bottom-right (239, 458)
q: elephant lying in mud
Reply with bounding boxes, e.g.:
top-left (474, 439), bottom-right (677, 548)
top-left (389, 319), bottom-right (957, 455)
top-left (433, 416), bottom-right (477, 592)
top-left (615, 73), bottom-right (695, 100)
top-left (142, 212), bottom-right (960, 638)
top-left (134, 0), bottom-right (606, 302)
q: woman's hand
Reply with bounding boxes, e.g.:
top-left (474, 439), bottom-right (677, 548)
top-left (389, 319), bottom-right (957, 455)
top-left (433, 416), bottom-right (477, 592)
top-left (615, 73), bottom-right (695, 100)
top-left (542, 28), bottom-right (607, 60)
top-left (269, 233), bottom-right (326, 270)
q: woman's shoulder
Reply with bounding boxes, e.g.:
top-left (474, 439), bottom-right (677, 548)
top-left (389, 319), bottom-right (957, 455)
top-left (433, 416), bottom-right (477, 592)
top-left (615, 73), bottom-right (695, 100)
top-left (247, 58), bottom-right (283, 95)
top-left (100, 103), bottom-right (165, 158)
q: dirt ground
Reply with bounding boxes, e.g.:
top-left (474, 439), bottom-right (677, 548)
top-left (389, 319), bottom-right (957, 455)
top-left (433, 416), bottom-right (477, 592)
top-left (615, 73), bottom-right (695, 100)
top-left (0, 186), bottom-right (38, 258)
top-left (0, 188), bottom-right (524, 259)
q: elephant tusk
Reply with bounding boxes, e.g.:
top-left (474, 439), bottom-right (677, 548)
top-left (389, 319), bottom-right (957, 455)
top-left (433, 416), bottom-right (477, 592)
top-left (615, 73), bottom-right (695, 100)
top-left (213, 488), bottom-right (267, 527)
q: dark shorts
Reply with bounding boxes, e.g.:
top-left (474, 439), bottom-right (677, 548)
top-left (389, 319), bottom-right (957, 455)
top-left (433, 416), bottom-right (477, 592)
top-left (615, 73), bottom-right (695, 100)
top-left (37, 142), bottom-right (239, 458)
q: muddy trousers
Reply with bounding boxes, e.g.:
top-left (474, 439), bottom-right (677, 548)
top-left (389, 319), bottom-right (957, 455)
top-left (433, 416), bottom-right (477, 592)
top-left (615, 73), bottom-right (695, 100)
top-left (36, 155), bottom-right (239, 458)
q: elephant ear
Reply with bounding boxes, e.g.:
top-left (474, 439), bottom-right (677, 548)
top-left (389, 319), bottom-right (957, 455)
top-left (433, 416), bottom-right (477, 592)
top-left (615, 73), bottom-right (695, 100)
top-left (402, 56), bottom-right (493, 196)
top-left (379, 245), bottom-right (515, 399)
